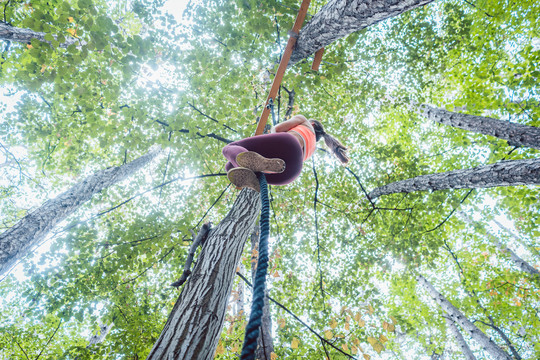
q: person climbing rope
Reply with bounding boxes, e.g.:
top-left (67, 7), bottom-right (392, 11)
top-left (223, 114), bottom-right (349, 192)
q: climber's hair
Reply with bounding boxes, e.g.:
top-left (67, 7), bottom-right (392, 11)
top-left (310, 119), bottom-right (349, 165)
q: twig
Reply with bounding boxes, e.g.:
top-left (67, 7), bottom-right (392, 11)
top-left (158, 148), bottom-right (172, 205)
top-left (187, 102), bottom-right (237, 133)
top-left (35, 319), bottom-right (63, 360)
top-left (120, 246), bottom-right (176, 285)
top-left (94, 173), bottom-right (226, 219)
top-left (423, 190), bottom-right (474, 234)
top-left (7, 331), bottom-right (30, 360)
top-left (345, 166), bottom-right (376, 209)
top-left (236, 273), bottom-right (355, 359)
top-left (195, 184), bottom-right (231, 228)
top-left (462, 0), bottom-right (494, 17)
top-left (312, 159), bottom-right (325, 305)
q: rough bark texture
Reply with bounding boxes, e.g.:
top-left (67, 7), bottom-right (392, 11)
top-left (146, 189), bottom-right (260, 360)
top-left (289, 0), bottom-right (434, 66)
top-left (417, 275), bottom-right (512, 360)
top-left (458, 212), bottom-right (539, 277)
top-left (419, 104), bottom-right (540, 150)
top-left (445, 317), bottom-right (477, 360)
top-left (0, 147), bottom-right (160, 276)
top-left (251, 226), bottom-right (274, 360)
top-left (235, 263), bottom-right (245, 317)
top-left (368, 158), bottom-right (540, 199)
top-left (0, 22), bottom-right (83, 48)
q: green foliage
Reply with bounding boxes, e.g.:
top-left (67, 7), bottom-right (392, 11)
top-left (0, 0), bottom-right (539, 359)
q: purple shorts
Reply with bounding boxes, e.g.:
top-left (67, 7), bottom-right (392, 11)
top-left (222, 132), bottom-right (304, 185)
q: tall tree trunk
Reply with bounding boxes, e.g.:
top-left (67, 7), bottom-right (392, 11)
top-left (234, 263), bottom-right (246, 317)
top-left (492, 218), bottom-right (540, 259)
top-left (368, 158), bottom-right (540, 199)
top-left (0, 147), bottom-right (160, 276)
top-left (458, 212), bottom-right (539, 277)
top-left (251, 225), bottom-right (274, 360)
top-left (417, 104), bottom-right (540, 150)
top-left (417, 275), bottom-right (512, 360)
top-left (0, 22), bottom-right (83, 48)
top-left (87, 323), bottom-right (113, 346)
top-left (445, 317), bottom-right (477, 360)
top-left (147, 189), bottom-right (260, 360)
top-left (73, 322), bottom-right (113, 360)
top-left (289, 0), bottom-right (435, 66)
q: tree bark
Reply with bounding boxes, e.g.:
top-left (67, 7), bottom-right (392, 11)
top-left (417, 275), bottom-right (512, 360)
top-left (289, 0), bottom-right (435, 66)
top-left (251, 225), bottom-right (274, 360)
top-left (87, 323), bottom-right (113, 346)
top-left (368, 158), bottom-right (540, 199)
top-left (445, 317), bottom-right (477, 360)
top-left (0, 147), bottom-right (160, 276)
top-left (418, 104), bottom-right (540, 150)
top-left (146, 189), bottom-right (260, 360)
top-left (458, 212), bottom-right (539, 277)
top-left (234, 262), bottom-right (245, 317)
top-left (0, 22), bottom-right (83, 48)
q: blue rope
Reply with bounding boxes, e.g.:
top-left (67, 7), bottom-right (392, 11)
top-left (240, 173), bottom-right (270, 360)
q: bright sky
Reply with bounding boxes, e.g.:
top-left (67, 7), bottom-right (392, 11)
top-left (162, 0), bottom-right (190, 21)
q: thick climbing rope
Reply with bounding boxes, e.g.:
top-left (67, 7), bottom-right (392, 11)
top-left (240, 174), bottom-right (270, 360)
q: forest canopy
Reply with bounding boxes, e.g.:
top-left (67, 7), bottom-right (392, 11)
top-left (0, 0), bottom-right (539, 359)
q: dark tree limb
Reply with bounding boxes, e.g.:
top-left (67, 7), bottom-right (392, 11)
top-left (0, 22), bottom-right (85, 48)
top-left (283, 86), bottom-right (295, 119)
top-left (187, 102), bottom-right (238, 133)
top-left (288, 0), bottom-right (435, 66)
top-left (35, 320), bottom-right (63, 360)
top-left (475, 320), bottom-right (522, 360)
top-left (171, 223), bottom-right (212, 288)
top-left (369, 159), bottom-right (540, 200)
top-left (418, 104), bottom-right (540, 150)
top-left (312, 159), bottom-right (326, 306)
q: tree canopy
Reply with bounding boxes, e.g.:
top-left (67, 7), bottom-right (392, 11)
top-left (0, 0), bottom-right (539, 359)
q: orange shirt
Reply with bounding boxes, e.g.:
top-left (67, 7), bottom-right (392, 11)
top-left (289, 125), bottom-right (316, 161)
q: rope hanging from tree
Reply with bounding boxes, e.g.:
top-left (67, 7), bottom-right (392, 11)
top-left (240, 173), bottom-right (270, 360)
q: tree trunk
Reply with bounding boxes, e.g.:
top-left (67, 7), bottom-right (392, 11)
top-left (87, 323), bottom-right (113, 346)
top-left (146, 189), bottom-right (260, 360)
top-left (251, 226), bottom-right (274, 360)
top-left (74, 322), bottom-right (113, 360)
top-left (445, 317), bottom-right (477, 360)
top-left (0, 147), bottom-right (160, 276)
top-left (234, 263), bottom-right (246, 317)
top-left (368, 158), bottom-right (540, 199)
top-left (289, 0), bottom-right (435, 66)
top-left (418, 104), bottom-right (540, 150)
top-left (417, 275), bottom-right (512, 360)
top-left (458, 212), bottom-right (539, 277)
top-left (0, 22), bottom-right (84, 48)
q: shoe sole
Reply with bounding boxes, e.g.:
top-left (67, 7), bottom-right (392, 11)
top-left (236, 151), bottom-right (285, 174)
top-left (227, 167), bottom-right (260, 192)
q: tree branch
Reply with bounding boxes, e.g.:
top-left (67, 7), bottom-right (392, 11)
top-left (35, 320), bottom-right (63, 360)
top-left (171, 223), bottom-right (212, 288)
